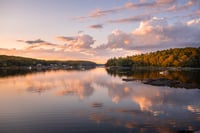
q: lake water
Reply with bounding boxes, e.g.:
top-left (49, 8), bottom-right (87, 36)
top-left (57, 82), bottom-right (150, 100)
top-left (0, 67), bottom-right (200, 133)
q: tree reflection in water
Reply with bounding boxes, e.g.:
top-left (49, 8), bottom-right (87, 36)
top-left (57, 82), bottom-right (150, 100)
top-left (106, 68), bottom-right (200, 89)
top-left (0, 67), bottom-right (199, 133)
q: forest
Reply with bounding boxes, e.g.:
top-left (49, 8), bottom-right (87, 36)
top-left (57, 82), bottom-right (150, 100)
top-left (0, 55), bottom-right (96, 68)
top-left (106, 47), bottom-right (200, 67)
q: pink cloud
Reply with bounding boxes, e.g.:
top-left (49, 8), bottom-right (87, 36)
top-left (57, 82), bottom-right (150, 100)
top-left (56, 34), bottom-right (95, 50)
top-left (107, 14), bottom-right (151, 23)
top-left (73, 0), bottom-right (197, 24)
top-left (89, 7), bottom-right (123, 18)
top-left (156, 0), bottom-right (177, 4)
top-left (97, 17), bottom-right (200, 51)
top-left (3, 17), bottom-right (200, 63)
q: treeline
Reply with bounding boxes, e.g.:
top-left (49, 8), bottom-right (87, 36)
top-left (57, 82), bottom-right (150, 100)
top-left (0, 55), bottom-right (96, 68)
top-left (106, 47), bottom-right (200, 67)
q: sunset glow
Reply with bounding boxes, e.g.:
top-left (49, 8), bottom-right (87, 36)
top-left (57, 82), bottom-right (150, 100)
top-left (1, 0), bottom-right (200, 63)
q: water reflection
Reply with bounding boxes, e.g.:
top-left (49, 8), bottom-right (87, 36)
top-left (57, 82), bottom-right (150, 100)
top-left (0, 68), bottom-right (38, 77)
top-left (55, 80), bottom-right (94, 99)
top-left (0, 68), bottom-right (199, 133)
top-left (106, 68), bottom-right (200, 89)
top-left (0, 67), bottom-right (95, 78)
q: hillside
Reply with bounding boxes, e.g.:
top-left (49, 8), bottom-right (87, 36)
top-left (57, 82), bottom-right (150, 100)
top-left (106, 47), bottom-right (200, 67)
top-left (0, 55), bottom-right (96, 68)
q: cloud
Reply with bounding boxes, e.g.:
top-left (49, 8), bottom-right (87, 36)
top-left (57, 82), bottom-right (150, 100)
top-left (97, 17), bottom-right (200, 51)
top-left (0, 41), bottom-right (139, 64)
top-left (172, 9), bottom-right (200, 20)
top-left (97, 29), bottom-right (133, 50)
top-left (16, 40), bottom-right (24, 42)
top-left (73, 0), bottom-right (198, 24)
top-left (166, 0), bottom-right (197, 12)
top-left (196, 10), bottom-right (200, 15)
top-left (125, 0), bottom-right (177, 9)
top-left (10, 35), bottom-right (100, 62)
top-left (89, 7), bottom-right (123, 18)
top-left (124, 1), bottom-right (156, 9)
top-left (187, 18), bottom-right (200, 26)
top-left (0, 47), bottom-right (100, 62)
top-left (4, 17), bottom-right (200, 63)
top-left (78, 30), bottom-right (84, 34)
top-left (16, 38), bottom-right (63, 51)
top-left (124, 0), bottom-right (178, 10)
top-left (75, 1), bottom-right (151, 20)
top-left (56, 34), bottom-right (95, 49)
top-left (4, 34), bottom-right (113, 63)
top-left (18, 39), bottom-right (63, 51)
top-left (73, 7), bottom-right (123, 21)
top-left (17, 39), bottom-right (46, 45)
top-left (25, 39), bottom-right (45, 44)
top-left (25, 42), bottom-right (60, 50)
top-left (88, 24), bottom-right (103, 29)
top-left (79, 0), bottom-right (173, 19)
top-left (107, 15), bottom-right (151, 23)
top-left (56, 36), bottom-right (75, 41)
top-left (94, 48), bottom-right (141, 63)
top-left (156, 0), bottom-right (177, 4)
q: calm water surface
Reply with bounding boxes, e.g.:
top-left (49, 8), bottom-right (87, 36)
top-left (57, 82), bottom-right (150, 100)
top-left (0, 68), bottom-right (200, 133)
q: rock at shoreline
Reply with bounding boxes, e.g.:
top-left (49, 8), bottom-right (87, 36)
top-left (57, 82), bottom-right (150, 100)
top-left (143, 78), bottom-right (179, 86)
top-left (122, 78), bottom-right (137, 81)
top-left (142, 78), bottom-right (198, 89)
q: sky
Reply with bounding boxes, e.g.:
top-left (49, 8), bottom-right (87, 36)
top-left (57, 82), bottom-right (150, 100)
top-left (0, 0), bottom-right (200, 63)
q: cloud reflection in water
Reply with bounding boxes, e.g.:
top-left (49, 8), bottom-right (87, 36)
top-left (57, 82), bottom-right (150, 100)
top-left (0, 68), bottom-right (200, 132)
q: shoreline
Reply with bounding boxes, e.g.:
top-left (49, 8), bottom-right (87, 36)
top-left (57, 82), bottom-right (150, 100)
top-left (107, 66), bottom-right (200, 71)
